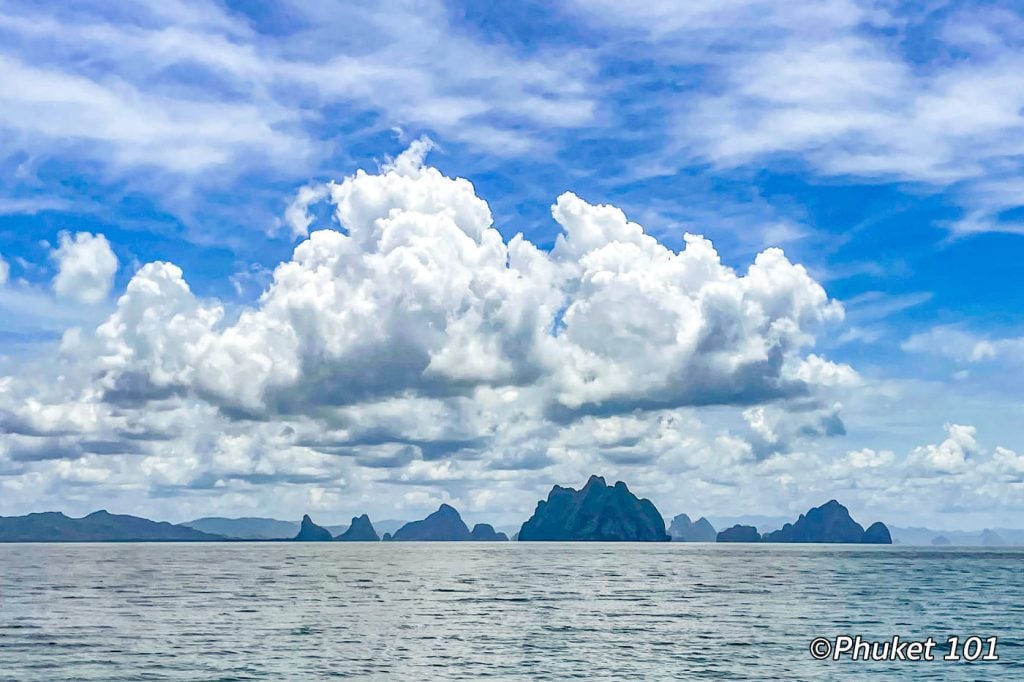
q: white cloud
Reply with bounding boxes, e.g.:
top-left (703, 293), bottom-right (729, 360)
top-left (0, 284), bottom-right (111, 345)
top-left (847, 447), bottom-right (894, 469)
top-left (740, 401), bottom-right (846, 458)
top-left (81, 145), bottom-right (846, 417)
top-left (0, 54), bottom-right (309, 175)
top-left (568, 0), bottom-right (867, 41)
top-left (743, 407), bottom-right (779, 448)
top-left (572, 0), bottom-right (1024, 235)
top-left (682, 9), bottom-right (1024, 189)
top-left (0, 0), bottom-right (595, 180)
top-left (902, 326), bottom-right (1024, 365)
top-left (992, 446), bottom-right (1024, 476)
top-left (284, 184), bottom-right (331, 240)
top-left (0, 253), bottom-right (8, 286)
top-left (51, 231), bottom-right (118, 305)
top-left (912, 423), bottom-right (978, 473)
top-left (0, 197), bottom-right (75, 215)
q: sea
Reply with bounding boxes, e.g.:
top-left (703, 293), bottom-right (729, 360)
top-left (0, 543), bottom-right (1020, 680)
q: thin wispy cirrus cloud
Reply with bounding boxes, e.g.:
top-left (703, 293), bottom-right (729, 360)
top-left (0, 0), bottom-right (1022, 529)
top-left (0, 0), bottom-right (593, 174)
top-left (573, 1), bottom-right (1024, 226)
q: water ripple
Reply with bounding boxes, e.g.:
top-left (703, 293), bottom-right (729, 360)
top-left (0, 543), bottom-right (1020, 680)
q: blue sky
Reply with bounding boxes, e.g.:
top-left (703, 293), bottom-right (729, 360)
top-left (1, 0), bottom-right (1023, 529)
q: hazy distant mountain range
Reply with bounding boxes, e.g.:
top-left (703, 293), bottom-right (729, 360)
top-left (181, 517), bottom-right (408, 539)
top-left (2, 476), bottom-right (1021, 545)
top-left (0, 510), bottom-right (221, 542)
top-left (182, 517), bottom-right (299, 539)
top-left (701, 515), bottom-right (792, 534)
top-left (888, 526), bottom-right (1024, 546)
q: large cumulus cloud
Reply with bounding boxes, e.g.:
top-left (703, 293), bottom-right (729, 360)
top-left (81, 142), bottom-right (847, 419)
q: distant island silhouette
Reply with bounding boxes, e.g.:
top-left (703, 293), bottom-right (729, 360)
top-left (716, 524), bottom-right (761, 542)
top-left (0, 477), bottom-right (913, 544)
top-left (668, 514), bottom-right (717, 542)
top-left (294, 514), bottom-right (333, 542)
top-left (518, 475), bottom-right (670, 541)
top-left (717, 500), bottom-right (893, 544)
top-left (389, 503), bottom-right (473, 541)
top-left (337, 514), bottom-right (380, 542)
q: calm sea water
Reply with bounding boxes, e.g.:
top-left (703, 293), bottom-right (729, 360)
top-left (0, 543), bottom-right (1020, 680)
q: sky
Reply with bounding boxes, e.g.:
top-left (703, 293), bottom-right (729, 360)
top-left (0, 0), bottom-right (1023, 530)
